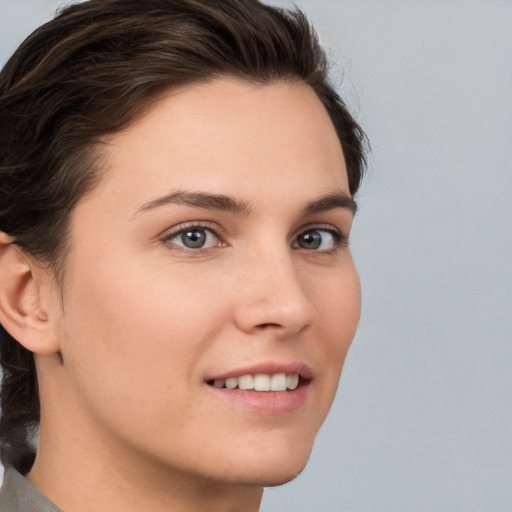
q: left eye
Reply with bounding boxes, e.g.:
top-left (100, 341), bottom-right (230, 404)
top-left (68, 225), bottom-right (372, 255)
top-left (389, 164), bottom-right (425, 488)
top-left (166, 227), bottom-right (221, 250)
top-left (293, 229), bottom-right (339, 251)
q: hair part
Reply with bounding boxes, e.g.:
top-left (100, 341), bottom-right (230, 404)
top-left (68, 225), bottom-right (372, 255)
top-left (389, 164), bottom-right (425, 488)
top-left (0, 0), bottom-right (368, 471)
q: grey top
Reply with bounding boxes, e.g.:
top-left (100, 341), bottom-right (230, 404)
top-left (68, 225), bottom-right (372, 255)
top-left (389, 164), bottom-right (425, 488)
top-left (0, 468), bottom-right (61, 512)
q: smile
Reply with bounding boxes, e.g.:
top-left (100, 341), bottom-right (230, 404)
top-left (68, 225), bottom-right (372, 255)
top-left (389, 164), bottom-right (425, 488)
top-left (209, 373), bottom-right (300, 392)
top-left (205, 362), bottom-right (313, 413)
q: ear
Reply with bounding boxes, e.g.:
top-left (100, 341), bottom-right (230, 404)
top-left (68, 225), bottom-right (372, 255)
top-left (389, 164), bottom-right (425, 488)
top-left (0, 232), bottom-right (60, 354)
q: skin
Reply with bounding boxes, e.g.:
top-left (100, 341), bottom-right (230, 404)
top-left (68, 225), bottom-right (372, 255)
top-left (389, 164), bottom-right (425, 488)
top-left (1, 78), bottom-right (361, 512)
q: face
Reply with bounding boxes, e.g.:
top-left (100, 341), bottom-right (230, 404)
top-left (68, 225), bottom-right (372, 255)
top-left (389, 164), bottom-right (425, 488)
top-left (51, 78), bottom-right (360, 486)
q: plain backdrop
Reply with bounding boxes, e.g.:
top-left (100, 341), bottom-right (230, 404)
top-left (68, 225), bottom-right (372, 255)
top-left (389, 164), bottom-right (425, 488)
top-left (1, 1), bottom-right (511, 511)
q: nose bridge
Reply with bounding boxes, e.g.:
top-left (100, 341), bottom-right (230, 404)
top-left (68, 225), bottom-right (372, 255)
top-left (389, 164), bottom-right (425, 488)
top-left (233, 243), bottom-right (315, 336)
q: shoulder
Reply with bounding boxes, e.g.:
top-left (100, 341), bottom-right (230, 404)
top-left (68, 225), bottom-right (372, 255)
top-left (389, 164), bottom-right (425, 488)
top-left (0, 467), bottom-right (62, 512)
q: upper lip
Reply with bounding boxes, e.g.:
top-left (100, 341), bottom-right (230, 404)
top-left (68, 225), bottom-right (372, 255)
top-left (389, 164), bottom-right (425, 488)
top-left (206, 361), bottom-right (313, 382)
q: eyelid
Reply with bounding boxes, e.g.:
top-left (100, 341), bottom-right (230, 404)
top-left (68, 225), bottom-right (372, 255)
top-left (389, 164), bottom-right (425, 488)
top-left (293, 224), bottom-right (349, 250)
top-left (160, 221), bottom-right (349, 254)
top-left (162, 221), bottom-right (227, 252)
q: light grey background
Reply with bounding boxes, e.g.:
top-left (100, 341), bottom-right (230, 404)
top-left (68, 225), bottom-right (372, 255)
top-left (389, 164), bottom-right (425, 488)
top-left (1, 1), bottom-right (511, 511)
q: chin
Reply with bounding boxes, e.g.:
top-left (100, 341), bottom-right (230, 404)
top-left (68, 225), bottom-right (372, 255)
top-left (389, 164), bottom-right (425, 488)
top-left (256, 463), bottom-right (308, 488)
top-left (217, 460), bottom-right (308, 488)
top-left (212, 440), bottom-right (313, 488)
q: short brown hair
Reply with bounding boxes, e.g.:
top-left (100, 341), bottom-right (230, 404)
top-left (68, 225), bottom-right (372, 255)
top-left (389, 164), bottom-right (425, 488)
top-left (0, 0), bottom-right (368, 472)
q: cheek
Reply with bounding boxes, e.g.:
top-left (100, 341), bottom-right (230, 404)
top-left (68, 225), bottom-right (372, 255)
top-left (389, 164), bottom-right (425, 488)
top-left (59, 255), bottom-right (229, 413)
top-left (308, 262), bottom-right (361, 401)
top-left (310, 258), bottom-right (361, 343)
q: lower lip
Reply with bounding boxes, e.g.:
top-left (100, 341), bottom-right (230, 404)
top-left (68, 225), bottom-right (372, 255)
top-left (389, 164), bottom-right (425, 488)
top-left (206, 382), bottom-right (310, 414)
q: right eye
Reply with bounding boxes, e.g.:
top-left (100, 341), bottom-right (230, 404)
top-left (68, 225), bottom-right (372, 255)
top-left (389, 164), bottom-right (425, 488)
top-left (164, 225), bottom-right (224, 251)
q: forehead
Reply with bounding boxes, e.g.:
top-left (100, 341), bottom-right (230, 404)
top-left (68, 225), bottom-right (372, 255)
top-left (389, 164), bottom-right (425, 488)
top-left (87, 77), bottom-right (349, 213)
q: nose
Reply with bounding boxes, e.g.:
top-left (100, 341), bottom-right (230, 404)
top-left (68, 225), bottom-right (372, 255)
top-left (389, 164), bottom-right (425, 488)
top-left (232, 249), bottom-right (317, 338)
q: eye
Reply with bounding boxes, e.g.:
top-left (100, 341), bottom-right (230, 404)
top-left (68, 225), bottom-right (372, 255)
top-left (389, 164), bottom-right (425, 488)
top-left (293, 228), bottom-right (342, 251)
top-left (165, 225), bottom-right (223, 250)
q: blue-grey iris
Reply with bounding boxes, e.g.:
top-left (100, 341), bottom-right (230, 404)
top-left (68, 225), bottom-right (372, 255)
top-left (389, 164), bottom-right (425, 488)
top-left (298, 231), bottom-right (321, 249)
top-left (181, 229), bottom-right (207, 248)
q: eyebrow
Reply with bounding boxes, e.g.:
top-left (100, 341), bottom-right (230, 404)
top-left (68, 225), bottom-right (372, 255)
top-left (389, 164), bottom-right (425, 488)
top-left (301, 192), bottom-right (357, 216)
top-left (133, 189), bottom-right (356, 217)
top-left (134, 190), bottom-right (252, 216)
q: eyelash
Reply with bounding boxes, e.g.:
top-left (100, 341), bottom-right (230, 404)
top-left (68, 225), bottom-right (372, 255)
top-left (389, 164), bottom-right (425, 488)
top-left (162, 221), bottom-right (226, 254)
top-left (162, 222), bottom-right (348, 254)
top-left (294, 225), bottom-right (348, 252)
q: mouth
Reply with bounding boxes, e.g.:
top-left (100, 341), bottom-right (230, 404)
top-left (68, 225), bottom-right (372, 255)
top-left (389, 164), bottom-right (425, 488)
top-left (207, 373), bottom-right (305, 392)
top-left (205, 363), bottom-right (312, 414)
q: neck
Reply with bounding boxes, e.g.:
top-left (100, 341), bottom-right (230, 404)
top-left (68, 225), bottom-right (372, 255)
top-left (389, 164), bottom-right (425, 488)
top-left (28, 436), bottom-right (263, 512)
top-left (28, 361), bottom-right (263, 512)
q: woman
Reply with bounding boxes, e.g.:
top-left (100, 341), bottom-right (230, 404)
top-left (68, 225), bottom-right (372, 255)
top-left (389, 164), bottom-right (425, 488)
top-left (0, 1), bottom-right (367, 510)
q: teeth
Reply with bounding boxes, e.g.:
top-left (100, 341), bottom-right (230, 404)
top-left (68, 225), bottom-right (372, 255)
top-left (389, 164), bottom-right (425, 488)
top-left (286, 374), bottom-right (299, 391)
top-left (270, 373), bottom-right (287, 391)
top-left (210, 373), bottom-right (301, 392)
top-left (225, 377), bottom-right (238, 389)
top-left (254, 374), bottom-right (270, 391)
top-left (238, 374), bottom-right (254, 390)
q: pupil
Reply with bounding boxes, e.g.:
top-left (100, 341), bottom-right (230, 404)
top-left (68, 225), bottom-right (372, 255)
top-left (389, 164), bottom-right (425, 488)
top-left (300, 232), bottom-right (321, 249)
top-left (182, 229), bottom-right (206, 248)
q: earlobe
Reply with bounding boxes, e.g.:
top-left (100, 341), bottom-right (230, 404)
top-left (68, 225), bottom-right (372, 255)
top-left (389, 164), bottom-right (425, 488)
top-left (0, 232), bottom-right (60, 355)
